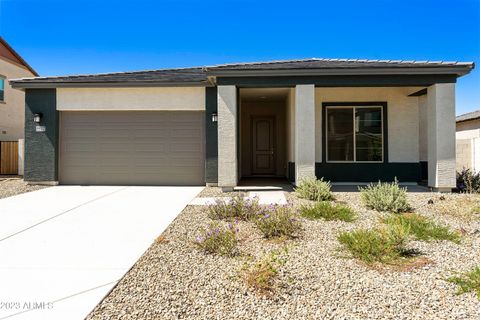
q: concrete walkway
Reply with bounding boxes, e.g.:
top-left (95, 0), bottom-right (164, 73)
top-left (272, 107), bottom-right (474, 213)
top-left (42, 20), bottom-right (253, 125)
top-left (0, 186), bottom-right (203, 320)
top-left (189, 190), bottom-right (287, 206)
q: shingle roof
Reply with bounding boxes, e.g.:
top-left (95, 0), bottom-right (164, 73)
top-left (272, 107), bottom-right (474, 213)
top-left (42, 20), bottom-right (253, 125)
top-left (209, 58), bottom-right (474, 70)
top-left (10, 58), bottom-right (475, 87)
top-left (12, 67), bottom-right (207, 85)
top-left (457, 110), bottom-right (480, 123)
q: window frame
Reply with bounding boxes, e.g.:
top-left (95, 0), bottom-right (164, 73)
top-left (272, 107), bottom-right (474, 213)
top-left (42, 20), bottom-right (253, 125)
top-left (323, 102), bottom-right (387, 164)
top-left (0, 75), bottom-right (5, 103)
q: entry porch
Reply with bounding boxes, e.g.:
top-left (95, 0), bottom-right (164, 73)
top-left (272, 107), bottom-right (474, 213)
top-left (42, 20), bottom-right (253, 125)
top-left (212, 83), bottom-right (456, 191)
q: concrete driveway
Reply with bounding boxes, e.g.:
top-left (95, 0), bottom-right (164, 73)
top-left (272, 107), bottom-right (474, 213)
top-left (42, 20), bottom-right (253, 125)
top-left (0, 185), bottom-right (203, 320)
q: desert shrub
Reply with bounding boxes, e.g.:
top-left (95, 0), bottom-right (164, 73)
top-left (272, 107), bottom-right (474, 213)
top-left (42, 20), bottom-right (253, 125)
top-left (241, 248), bottom-right (288, 294)
top-left (156, 235), bottom-right (169, 244)
top-left (384, 213), bottom-right (461, 243)
top-left (457, 168), bottom-right (480, 193)
top-left (195, 222), bottom-right (238, 256)
top-left (338, 224), bottom-right (410, 264)
top-left (207, 195), bottom-right (260, 221)
top-left (359, 179), bottom-right (410, 213)
top-left (254, 204), bottom-right (302, 239)
top-left (300, 201), bottom-right (356, 222)
top-left (294, 177), bottom-right (334, 201)
top-left (448, 267), bottom-right (480, 299)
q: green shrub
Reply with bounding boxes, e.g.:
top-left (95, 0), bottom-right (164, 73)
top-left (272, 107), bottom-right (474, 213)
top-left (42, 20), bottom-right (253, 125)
top-left (300, 201), bottom-right (356, 222)
top-left (294, 177), bottom-right (334, 201)
top-left (195, 222), bottom-right (238, 256)
top-left (457, 168), bottom-right (480, 193)
top-left (384, 213), bottom-right (461, 243)
top-left (254, 205), bottom-right (302, 239)
top-left (207, 195), bottom-right (260, 221)
top-left (241, 248), bottom-right (288, 294)
top-left (359, 179), bottom-right (410, 213)
top-left (338, 224), bottom-right (410, 264)
top-left (448, 267), bottom-right (480, 299)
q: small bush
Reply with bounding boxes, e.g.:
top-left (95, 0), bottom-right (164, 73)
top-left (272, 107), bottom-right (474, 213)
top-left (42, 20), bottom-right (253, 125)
top-left (359, 179), bottom-right (410, 213)
top-left (156, 235), bottom-right (169, 244)
top-left (338, 224), bottom-right (410, 264)
top-left (294, 177), bottom-right (334, 201)
top-left (384, 213), bottom-right (461, 243)
top-left (254, 205), bottom-right (302, 239)
top-left (207, 195), bottom-right (260, 221)
top-left (241, 248), bottom-right (288, 294)
top-left (195, 222), bottom-right (238, 257)
top-left (457, 168), bottom-right (480, 193)
top-left (300, 201), bottom-right (356, 222)
top-left (448, 267), bottom-right (480, 299)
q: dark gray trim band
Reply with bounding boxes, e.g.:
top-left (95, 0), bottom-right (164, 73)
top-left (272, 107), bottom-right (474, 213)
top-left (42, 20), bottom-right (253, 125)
top-left (420, 161), bottom-right (428, 181)
top-left (315, 162), bottom-right (422, 182)
top-left (205, 87), bottom-right (218, 184)
top-left (209, 66), bottom-right (472, 77)
top-left (24, 89), bottom-right (59, 182)
top-left (216, 74), bottom-right (457, 87)
top-left (288, 162), bottom-right (422, 183)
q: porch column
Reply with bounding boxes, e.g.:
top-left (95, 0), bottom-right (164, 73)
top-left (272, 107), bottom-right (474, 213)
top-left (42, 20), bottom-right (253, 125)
top-left (427, 83), bottom-right (456, 191)
top-left (295, 84), bottom-right (316, 184)
top-left (217, 85), bottom-right (238, 189)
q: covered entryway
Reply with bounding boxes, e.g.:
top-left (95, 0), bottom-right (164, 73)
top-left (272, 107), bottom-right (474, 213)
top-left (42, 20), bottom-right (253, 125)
top-left (59, 111), bottom-right (205, 185)
top-left (239, 88), bottom-right (288, 180)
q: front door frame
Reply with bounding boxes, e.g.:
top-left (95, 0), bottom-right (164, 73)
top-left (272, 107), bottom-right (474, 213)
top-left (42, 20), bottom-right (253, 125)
top-left (250, 115), bottom-right (277, 176)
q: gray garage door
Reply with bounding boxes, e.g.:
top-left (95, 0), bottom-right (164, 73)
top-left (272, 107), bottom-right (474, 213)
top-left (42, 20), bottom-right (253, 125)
top-left (59, 111), bottom-right (205, 185)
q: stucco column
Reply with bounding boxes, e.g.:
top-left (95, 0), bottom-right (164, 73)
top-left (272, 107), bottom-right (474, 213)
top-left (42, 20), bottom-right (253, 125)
top-left (217, 85), bottom-right (238, 189)
top-left (295, 84), bottom-right (315, 184)
top-left (427, 83), bottom-right (456, 191)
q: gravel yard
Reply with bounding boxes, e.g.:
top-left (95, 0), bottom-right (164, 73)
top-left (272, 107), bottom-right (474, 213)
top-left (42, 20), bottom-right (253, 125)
top-left (197, 186), bottom-right (246, 198)
top-left (0, 177), bottom-right (48, 199)
top-left (88, 189), bottom-right (480, 320)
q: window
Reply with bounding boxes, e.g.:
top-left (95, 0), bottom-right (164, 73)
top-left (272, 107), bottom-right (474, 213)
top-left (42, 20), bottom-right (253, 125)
top-left (0, 77), bottom-right (4, 102)
top-left (326, 105), bottom-right (383, 162)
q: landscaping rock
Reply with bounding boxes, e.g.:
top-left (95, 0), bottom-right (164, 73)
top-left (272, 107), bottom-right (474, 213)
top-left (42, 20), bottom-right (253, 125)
top-left (87, 191), bottom-right (480, 320)
top-left (0, 178), bottom-right (48, 199)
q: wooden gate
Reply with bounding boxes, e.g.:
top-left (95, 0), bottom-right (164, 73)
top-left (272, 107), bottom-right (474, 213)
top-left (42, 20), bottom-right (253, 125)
top-left (0, 141), bottom-right (18, 175)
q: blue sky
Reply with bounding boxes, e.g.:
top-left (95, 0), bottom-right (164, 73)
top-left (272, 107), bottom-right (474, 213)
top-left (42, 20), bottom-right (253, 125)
top-left (0, 0), bottom-right (479, 114)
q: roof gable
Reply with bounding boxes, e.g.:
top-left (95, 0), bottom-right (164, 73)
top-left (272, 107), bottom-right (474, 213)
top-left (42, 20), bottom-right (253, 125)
top-left (0, 37), bottom-right (38, 76)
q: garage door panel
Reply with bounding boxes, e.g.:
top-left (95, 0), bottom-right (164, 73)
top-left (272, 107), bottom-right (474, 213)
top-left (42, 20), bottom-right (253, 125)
top-left (60, 111), bottom-right (205, 185)
top-left (134, 130), bottom-right (170, 137)
top-left (64, 128), bottom-right (98, 138)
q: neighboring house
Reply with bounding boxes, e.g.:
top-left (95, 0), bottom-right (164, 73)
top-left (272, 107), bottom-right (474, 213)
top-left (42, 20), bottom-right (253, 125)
top-left (456, 110), bottom-right (480, 173)
top-left (10, 58), bottom-right (474, 191)
top-left (0, 36), bottom-right (38, 174)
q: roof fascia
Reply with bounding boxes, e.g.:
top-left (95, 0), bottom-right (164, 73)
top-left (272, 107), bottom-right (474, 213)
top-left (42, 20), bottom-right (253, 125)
top-left (207, 66), bottom-right (473, 77)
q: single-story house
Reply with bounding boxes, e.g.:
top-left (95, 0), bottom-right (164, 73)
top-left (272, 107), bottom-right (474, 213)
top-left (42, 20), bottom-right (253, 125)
top-left (10, 58), bottom-right (474, 191)
top-left (456, 110), bottom-right (480, 173)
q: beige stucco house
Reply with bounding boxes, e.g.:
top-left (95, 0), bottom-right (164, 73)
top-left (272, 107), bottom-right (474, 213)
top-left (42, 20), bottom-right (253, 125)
top-left (0, 36), bottom-right (38, 141)
top-left (0, 37), bottom-right (38, 174)
top-left (10, 58), bottom-right (474, 191)
top-left (456, 110), bottom-right (480, 173)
